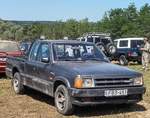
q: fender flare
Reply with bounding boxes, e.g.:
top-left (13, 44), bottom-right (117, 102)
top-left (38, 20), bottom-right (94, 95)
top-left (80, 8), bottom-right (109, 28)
top-left (54, 76), bottom-right (71, 88)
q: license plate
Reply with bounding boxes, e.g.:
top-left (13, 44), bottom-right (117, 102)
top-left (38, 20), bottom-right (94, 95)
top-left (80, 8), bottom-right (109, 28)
top-left (104, 89), bottom-right (128, 97)
top-left (0, 58), bottom-right (6, 61)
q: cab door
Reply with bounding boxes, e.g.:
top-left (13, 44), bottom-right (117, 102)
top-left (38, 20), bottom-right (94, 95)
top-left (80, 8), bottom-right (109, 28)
top-left (35, 43), bottom-right (54, 96)
top-left (23, 41), bottom-right (40, 87)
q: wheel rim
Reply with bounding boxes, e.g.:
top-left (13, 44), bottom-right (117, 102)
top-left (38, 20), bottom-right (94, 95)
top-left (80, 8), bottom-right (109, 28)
top-left (120, 57), bottom-right (125, 65)
top-left (120, 59), bottom-right (124, 65)
top-left (13, 78), bottom-right (19, 92)
top-left (56, 90), bottom-right (66, 111)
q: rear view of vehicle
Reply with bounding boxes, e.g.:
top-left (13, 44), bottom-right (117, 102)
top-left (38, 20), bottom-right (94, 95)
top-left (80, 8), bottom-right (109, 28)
top-left (0, 40), bottom-right (22, 73)
top-left (78, 32), bottom-right (117, 60)
top-left (114, 38), bottom-right (144, 65)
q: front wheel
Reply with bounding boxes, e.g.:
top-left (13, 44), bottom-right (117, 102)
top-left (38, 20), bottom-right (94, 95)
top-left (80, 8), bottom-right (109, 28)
top-left (55, 85), bottom-right (74, 115)
top-left (12, 72), bottom-right (24, 94)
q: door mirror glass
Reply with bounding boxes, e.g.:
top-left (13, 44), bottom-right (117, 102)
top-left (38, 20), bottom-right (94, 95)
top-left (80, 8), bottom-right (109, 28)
top-left (41, 57), bottom-right (49, 63)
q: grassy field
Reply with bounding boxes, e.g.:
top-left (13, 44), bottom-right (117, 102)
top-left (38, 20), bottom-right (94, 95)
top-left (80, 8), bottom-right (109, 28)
top-left (0, 65), bottom-right (150, 118)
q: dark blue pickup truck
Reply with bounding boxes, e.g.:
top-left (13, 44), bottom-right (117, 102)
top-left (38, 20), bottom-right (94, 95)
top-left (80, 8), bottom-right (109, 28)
top-left (6, 40), bottom-right (145, 115)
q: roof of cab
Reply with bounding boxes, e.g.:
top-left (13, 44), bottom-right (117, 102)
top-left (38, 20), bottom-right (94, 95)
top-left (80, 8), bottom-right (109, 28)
top-left (38, 39), bottom-right (93, 44)
top-left (114, 38), bottom-right (144, 41)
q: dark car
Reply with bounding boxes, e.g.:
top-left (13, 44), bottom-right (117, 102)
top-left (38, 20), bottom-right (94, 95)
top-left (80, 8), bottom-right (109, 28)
top-left (19, 42), bottom-right (31, 54)
top-left (6, 40), bottom-right (145, 115)
top-left (0, 40), bottom-right (22, 73)
top-left (113, 38), bottom-right (144, 65)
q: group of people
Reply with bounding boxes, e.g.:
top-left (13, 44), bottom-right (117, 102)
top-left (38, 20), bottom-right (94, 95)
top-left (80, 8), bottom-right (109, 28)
top-left (141, 34), bottom-right (150, 71)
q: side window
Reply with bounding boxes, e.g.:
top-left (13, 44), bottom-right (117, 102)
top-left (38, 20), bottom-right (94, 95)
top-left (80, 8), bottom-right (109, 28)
top-left (37, 43), bottom-right (50, 62)
top-left (29, 42), bottom-right (40, 61)
top-left (119, 40), bottom-right (128, 47)
top-left (137, 40), bottom-right (144, 48)
top-left (87, 37), bottom-right (93, 42)
top-left (101, 39), bottom-right (111, 45)
top-left (81, 38), bottom-right (85, 42)
top-left (131, 40), bottom-right (137, 48)
top-left (95, 37), bottom-right (101, 44)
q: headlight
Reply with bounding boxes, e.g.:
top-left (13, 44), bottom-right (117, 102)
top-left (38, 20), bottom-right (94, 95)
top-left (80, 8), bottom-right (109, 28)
top-left (74, 75), bottom-right (94, 88)
top-left (133, 76), bottom-right (143, 85)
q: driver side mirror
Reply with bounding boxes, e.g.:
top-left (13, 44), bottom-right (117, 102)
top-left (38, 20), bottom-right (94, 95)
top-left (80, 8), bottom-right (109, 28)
top-left (20, 46), bottom-right (27, 52)
top-left (41, 57), bottom-right (49, 63)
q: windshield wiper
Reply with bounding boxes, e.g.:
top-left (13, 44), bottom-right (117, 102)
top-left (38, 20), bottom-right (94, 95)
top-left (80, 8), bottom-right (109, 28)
top-left (85, 58), bottom-right (104, 61)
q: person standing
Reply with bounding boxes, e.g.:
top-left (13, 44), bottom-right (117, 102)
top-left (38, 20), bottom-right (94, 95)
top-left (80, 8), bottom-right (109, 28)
top-left (140, 36), bottom-right (150, 71)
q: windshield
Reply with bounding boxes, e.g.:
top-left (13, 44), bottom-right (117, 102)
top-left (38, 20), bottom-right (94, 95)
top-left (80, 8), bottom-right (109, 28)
top-left (0, 42), bottom-right (19, 52)
top-left (53, 43), bottom-right (106, 61)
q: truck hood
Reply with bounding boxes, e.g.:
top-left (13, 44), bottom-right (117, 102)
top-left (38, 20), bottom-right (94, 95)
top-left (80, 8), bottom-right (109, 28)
top-left (56, 61), bottom-right (141, 77)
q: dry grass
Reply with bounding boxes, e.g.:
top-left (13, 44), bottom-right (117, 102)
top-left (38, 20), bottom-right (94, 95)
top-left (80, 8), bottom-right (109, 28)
top-left (0, 65), bottom-right (150, 118)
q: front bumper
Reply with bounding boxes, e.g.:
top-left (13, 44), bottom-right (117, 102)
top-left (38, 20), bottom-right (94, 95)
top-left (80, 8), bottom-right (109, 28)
top-left (69, 86), bottom-right (146, 106)
top-left (127, 56), bottom-right (141, 62)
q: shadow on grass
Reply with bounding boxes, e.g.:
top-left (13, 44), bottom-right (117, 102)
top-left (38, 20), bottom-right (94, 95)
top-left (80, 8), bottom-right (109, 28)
top-left (24, 87), bottom-right (54, 106)
top-left (24, 88), bottom-right (146, 117)
top-left (74, 104), bottom-right (146, 117)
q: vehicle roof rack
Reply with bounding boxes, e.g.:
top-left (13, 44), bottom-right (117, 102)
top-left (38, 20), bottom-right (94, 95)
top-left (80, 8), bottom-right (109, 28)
top-left (83, 32), bottom-right (110, 37)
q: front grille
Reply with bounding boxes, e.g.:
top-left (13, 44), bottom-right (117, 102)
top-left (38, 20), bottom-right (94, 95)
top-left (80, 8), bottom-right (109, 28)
top-left (94, 78), bottom-right (133, 87)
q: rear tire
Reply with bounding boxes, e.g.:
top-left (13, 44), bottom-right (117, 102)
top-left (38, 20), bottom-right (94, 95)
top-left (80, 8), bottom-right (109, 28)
top-left (12, 72), bottom-right (24, 94)
top-left (55, 85), bottom-right (74, 115)
top-left (119, 55), bottom-right (128, 66)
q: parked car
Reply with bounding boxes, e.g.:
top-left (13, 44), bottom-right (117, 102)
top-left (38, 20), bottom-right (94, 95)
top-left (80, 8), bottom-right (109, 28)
top-left (114, 38), bottom-right (144, 65)
top-left (78, 32), bottom-right (117, 60)
top-left (0, 40), bottom-right (22, 73)
top-left (19, 42), bottom-right (31, 54)
top-left (6, 39), bottom-right (145, 115)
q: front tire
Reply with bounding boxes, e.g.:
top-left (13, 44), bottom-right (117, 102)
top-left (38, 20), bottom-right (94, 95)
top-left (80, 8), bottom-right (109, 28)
top-left (12, 72), bottom-right (24, 94)
top-left (55, 85), bottom-right (74, 115)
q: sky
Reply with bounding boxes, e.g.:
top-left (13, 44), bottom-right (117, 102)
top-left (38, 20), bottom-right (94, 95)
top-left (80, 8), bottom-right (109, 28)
top-left (0, 0), bottom-right (150, 22)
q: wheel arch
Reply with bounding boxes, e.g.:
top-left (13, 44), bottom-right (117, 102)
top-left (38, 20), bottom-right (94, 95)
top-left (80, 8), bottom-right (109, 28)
top-left (12, 67), bottom-right (20, 77)
top-left (53, 77), bottom-right (71, 94)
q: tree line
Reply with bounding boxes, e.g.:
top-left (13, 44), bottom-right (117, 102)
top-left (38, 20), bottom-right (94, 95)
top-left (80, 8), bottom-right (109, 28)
top-left (0, 3), bottom-right (150, 41)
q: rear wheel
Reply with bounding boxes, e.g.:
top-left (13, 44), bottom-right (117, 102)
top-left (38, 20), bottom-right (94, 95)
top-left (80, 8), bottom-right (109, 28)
top-left (119, 55), bottom-right (128, 66)
top-left (12, 72), bottom-right (24, 94)
top-left (55, 85), bottom-right (74, 115)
